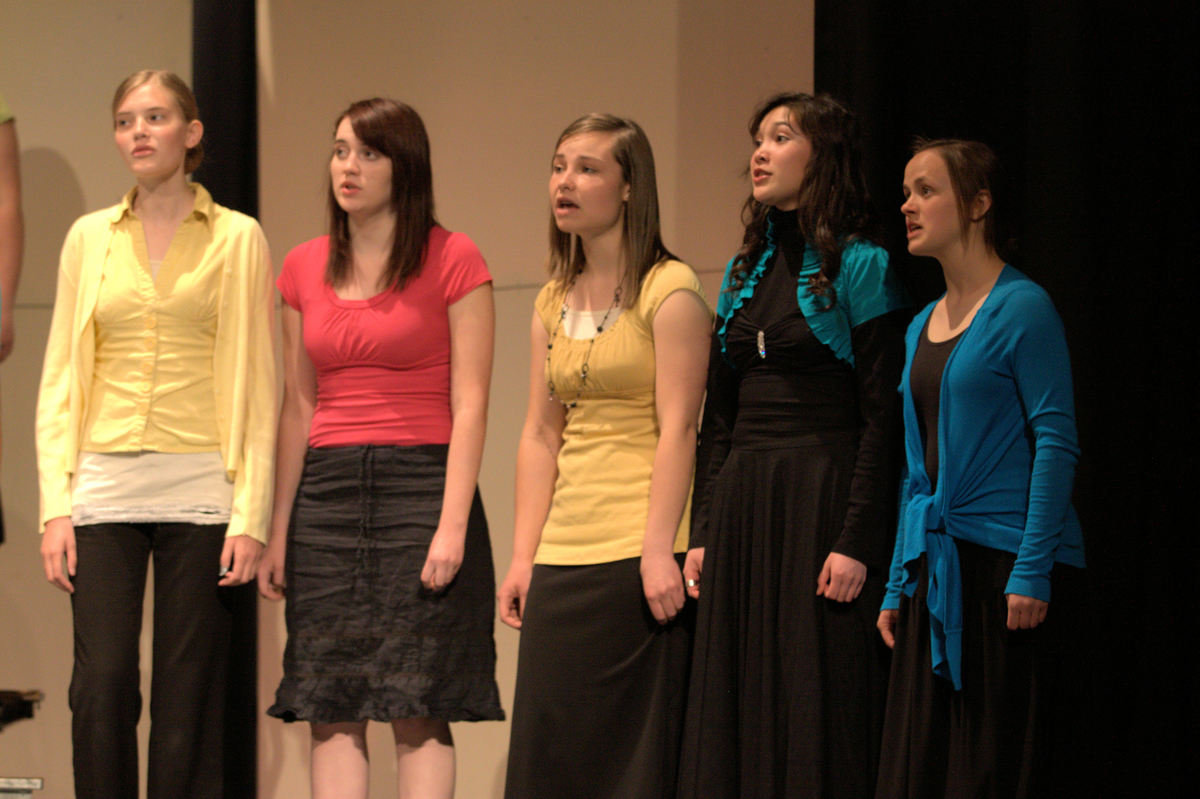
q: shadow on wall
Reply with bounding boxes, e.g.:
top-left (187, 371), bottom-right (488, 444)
top-left (0, 147), bottom-right (85, 796)
top-left (20, 147), bottom-right (86, 304)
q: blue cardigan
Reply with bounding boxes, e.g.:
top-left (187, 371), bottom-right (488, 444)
top-left (882, 265), bottom-right (1085, 690)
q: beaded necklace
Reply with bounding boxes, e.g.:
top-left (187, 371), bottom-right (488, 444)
top-left (546, 278), bottom-right (623, 410)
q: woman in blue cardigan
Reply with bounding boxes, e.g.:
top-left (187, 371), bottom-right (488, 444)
top-left (875, 139), bottom-right (1085, 798)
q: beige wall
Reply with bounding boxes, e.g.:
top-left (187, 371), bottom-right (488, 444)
top-left (1, 1), bottom-right (811, 796)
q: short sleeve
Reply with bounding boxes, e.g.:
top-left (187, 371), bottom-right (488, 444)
top-left (839, 240), bottom-right (907, 328)
top-left (533, 278), bottom-right (565, 335)
top-left (638, 259), bottom-right (708, 325)
top-left (439, 231), bottom-right (492, 305)
top-left (277, 237), bottom-right (327, 312)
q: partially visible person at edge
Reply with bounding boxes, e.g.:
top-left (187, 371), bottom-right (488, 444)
top-left (36, 69), bottom-right (276, 799)
top-left (0, 90), bottom-right (21, 364)
top-left (499, 113), bottom-right (711, 799)
top-left (1, 91), bottom-right (24, 545)
top-left (259, 97), bottom-right (503, 799)
top-left (875, 138), bottom-right (1085, 799)
top-left (678, 92), bottom-right (908, 799)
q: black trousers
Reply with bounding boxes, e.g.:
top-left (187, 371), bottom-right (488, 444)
top-left (69, 522), bottom-right (234, 799)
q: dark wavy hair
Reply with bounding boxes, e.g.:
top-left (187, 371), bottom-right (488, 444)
top-left (910, 137), bottom-right (1013, 261)
top-left (547, 113), bottom-right (676, 306)
top-left (111, 69), bottom-right (203, 173)
top-left (730, 92), bottom-right (875, 310)
top-left (325, 98), bottom-right (436, 292)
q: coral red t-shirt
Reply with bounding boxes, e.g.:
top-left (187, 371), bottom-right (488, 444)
top-left (277, 227), bottom-right (491, 447)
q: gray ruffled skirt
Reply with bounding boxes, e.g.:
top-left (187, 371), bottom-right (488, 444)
top-left (268, 444), bottom-right (503, 724)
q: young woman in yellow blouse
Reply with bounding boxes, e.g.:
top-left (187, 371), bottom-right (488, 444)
top-left (35, 70), bottom-right (276, 799)
top-left (498, 114), bottom-right (711, 799)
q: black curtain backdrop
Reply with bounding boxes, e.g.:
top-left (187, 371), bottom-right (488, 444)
top-left (815, 2), bottom-right (1196, 795)
top-left (193, 1), bottom-right (258, 217)
top-left (191, 2), bottom-right (258, 796)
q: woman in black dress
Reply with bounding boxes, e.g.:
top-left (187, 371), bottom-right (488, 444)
top-left (678, 92), bottom-right (907, 798)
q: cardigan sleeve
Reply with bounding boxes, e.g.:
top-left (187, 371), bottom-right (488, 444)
top-left (689, 329), bottom-right (736, 549)
top-left (1002, 288), bottom-right (1079, 601)
top-left (831, 308), bottom-right (907, 571)
top-left (36, 219), bottom-right (86, 528)
top-left (222, 219), bottom-right (278, 544)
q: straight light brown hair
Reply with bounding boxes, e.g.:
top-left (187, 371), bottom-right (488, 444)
top-left (547, 114), bottom-right (675, 306)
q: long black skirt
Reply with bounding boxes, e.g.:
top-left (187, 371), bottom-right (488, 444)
top-left (504, 556), bottom-right (693, 799)
top-left (268, 444), bottom-right (504, 724)
top-left (679, 431), bottom-right (890, 799)
top-left (875, 540), bottom-right (1085, 799)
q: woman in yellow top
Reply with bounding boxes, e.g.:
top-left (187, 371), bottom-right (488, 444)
top-left (35, 70), bottom-right (276, 799)
top-left (498, 114), bottom-right (711, 799)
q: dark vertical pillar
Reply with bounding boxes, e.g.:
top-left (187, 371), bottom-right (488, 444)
top-left (192, 0), bottom-right (258, 217)
top-left (191, 2), bottom-right (258, 797)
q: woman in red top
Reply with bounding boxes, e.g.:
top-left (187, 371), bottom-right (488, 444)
top-left (259, 98), bottom-right (503, 799)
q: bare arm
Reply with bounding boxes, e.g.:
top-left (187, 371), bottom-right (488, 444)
top-left (421, 283), bottom-right (495, 591)
top-left (257, 304), bottom-right (317, 599)
top-left (497, 311), bottom-right (566, 629)
top-left (0, 119), bottom-right (22, 362)
top-left (641, 290), bottom-right (711, 623)
top-left (684, 326), bottom-right (738, 599)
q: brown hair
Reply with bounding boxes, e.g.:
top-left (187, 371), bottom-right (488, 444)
top-left (547, 114), bottom-right (675, 306)
top-left (732, 92), bottom-right (875, 309)
top-left (111, 69), bottom-right (203, 173)
top-left (911, 138), bottom-right (1009, 258)
top-left (325, 98), bottom-right (436, 292)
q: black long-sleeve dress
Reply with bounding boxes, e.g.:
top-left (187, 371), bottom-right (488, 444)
top-left (678, 213), bottom-right (906, 798)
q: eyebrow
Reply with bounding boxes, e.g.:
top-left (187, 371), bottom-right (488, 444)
top-left (762, 120), bottom-right (796, 135)
top-left (552, 152), bottom-right (606, 163)
top-left (116, 106), bottom-right (171, 115)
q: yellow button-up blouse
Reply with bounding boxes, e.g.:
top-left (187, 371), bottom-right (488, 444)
top-left (37, 184), bottom-right (278, 542)
top-left (83, 192), bottom-right (223, 451)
